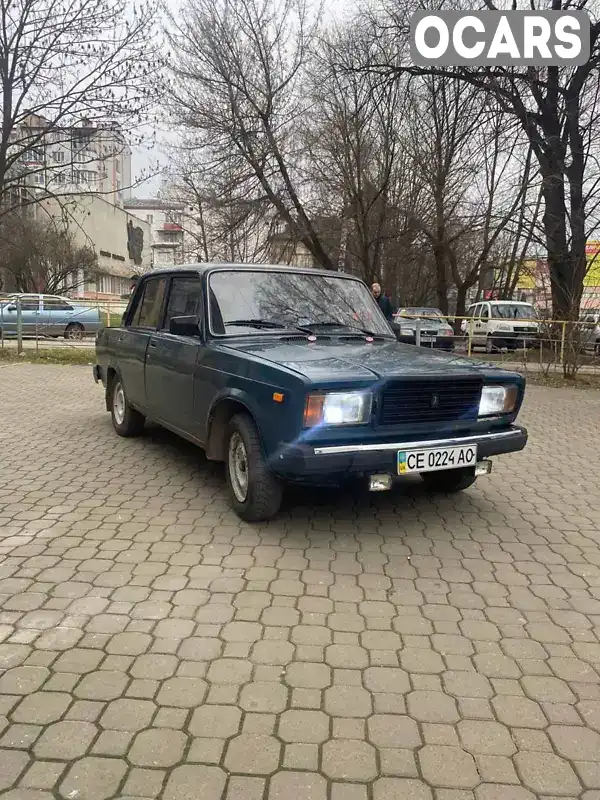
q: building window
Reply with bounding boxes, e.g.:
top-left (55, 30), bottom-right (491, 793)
top-left (146, 214), bottom-right (153, 225)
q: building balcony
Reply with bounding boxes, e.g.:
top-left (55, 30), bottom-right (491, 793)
top-left (163, 222), bottom-right (182, 231)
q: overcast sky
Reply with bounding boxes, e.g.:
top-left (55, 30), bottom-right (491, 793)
top-left (130, 0), bottom-right (356, 197)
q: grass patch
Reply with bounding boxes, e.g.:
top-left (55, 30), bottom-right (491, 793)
top-left (108, 313), bottom-right (123, 327)
top-left (0, 347), bottom-right (95, 365)
top-left (519, 371), bottom-right (600, 389)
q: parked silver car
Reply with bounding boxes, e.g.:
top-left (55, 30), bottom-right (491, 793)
top-left (393, 307), bottom-right (455, 350)
top-left (0, 294), bottom-right (102, 339)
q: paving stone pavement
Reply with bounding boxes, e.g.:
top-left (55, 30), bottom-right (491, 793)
top-left (1, 364), bottom-right (600, 800)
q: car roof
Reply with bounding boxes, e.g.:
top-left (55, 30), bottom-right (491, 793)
top-left (137, 263), bottom-right (361, 281)
top-left (468, 300), bottom-right (533, 306)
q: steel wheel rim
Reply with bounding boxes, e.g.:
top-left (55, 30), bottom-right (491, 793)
top-left (113, 383), bottom-right (126, 425)
top-left (228, 432), bottom-right (249, 502)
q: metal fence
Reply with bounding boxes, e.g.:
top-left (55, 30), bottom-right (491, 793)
top-left (1, 299), bottom-right (599, 375)
top-left (400, 314), bottom-right (600, 375)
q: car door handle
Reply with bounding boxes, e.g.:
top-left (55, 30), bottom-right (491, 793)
top-left (117, 334), bottom-right (125, 343)
top-left (149, 340), bottom-right (157, 348)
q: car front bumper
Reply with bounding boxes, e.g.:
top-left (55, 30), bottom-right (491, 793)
top-left (489, 332), bottom-right (539, 348)
top-left (273, 425), bottom-right (527, 481)
top-left (395, 334), bottom-right (454, 349)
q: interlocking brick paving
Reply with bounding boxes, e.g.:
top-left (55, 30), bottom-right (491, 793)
top-left (0, 364), bottom-right (599, 799)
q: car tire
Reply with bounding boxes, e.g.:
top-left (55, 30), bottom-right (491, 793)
top-left (225, 413), bottom-right (283, 522)
top-left (65, 322), bottom-right (85, 340)
top-left (111, 376), bottom-right (145, 437)
top-left (421, 467), bottom-right (477, 493)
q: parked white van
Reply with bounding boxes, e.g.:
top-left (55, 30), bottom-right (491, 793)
top-left (461, 300), bottom-right (539, 353)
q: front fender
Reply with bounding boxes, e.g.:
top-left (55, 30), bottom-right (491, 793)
top-left (207, 387), bottom-right (263, 424)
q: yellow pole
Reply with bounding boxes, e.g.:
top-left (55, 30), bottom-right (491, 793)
top-left (559, 321), bottom-right (566, 367)
top-left (467, 319), bottom-right (473, 357)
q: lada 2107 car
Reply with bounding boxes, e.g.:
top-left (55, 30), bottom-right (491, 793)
top-left (93, 264), bottom-right (528, 521)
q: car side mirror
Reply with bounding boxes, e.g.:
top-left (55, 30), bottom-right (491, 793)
top-left (169, 315), bottom-right (201, 337)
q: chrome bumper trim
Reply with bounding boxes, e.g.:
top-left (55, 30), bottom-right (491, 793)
top-left (312, 428), bottom-right (520, 456)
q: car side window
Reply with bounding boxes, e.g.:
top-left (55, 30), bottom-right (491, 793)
top-left (131, 278), bottom-right (167, 329)
top-left (163, 277), bottom-right (203, 331)
top-left (44, 298), bottom-right (73, 311)
top-left (20, 298), bottom-right (40, 311)
top-left (480, 304), bottom-right (489, 320)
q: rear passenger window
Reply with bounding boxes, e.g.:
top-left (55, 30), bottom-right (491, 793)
top-left (131, 278), bottom-right (167, 329)
top-left (44, 298), bottom-right (73, 311)
top-left (20, 298), bottom-right (40, 311)
top-left (163, 277), bottom-right (203, 330)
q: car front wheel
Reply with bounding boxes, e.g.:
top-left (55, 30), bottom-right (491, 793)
top-left (421, 467), bottom-right (477, 493)
top-left (226, 413), bottom-right (283, 522)
top-left (65, 322), bottom-right (85, 340)
top-left (111, 377), bottom-right (145, 437)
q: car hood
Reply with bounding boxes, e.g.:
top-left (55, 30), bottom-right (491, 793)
top-left (394, 318), bottom-right (448, 327)
top-left (219, 337), bottom-right (511, 381)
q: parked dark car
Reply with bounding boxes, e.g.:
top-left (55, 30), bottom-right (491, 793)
top-left (93, 264), bottom-right (528, 521)
top-left (393, 307), bottom-right (455, 350)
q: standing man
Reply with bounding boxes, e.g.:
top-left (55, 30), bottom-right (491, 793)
top-left (372, 283), bottom-right (394, 322)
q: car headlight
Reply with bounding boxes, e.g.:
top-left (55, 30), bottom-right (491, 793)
top-left (479, 385), bottom-right (518, 416)
top-left (440, 327), bottom-right (453, 336)
top-left (304, 391), bottom-right (372, 426)
top-left (400, 327), bottom-right (414, 335)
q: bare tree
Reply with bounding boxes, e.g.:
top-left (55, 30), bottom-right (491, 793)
top-left (363, 0), bottom-right (600, 323)
top-left (0, 214), bottom-right (97, 292)
top-left (303, 28), bottom-right (412, 285)
top-left (165, 149), bottom-right (278, 263)
top-left (0, 0), bottom-right (158, 216)
top-left (165, 0), bottom-right (336, 269)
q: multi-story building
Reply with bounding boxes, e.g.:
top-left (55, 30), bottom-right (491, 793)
top-left (12, 113), bottom-right (131, 208)
top-left (0, 114), bottom-right (142, 299)
top-left (124, 198), bottom-right (201, 268)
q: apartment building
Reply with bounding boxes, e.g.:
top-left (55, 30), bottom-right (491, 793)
top-left (125, 198), bottom-right (200, 268)
top-left (13, 113), bottom-right (132, 208)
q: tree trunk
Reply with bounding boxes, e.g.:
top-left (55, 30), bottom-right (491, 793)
top-left (432, 243), bottom-right (448, 314)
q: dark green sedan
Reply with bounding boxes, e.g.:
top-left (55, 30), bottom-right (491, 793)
top-left (93, 264), bottom-right (528, 521)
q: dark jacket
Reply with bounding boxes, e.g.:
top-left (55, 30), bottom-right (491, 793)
top-left (376, 294), bottom-right (394, 321)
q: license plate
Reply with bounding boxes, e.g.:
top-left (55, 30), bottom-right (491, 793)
top-left (420, 336), bottom-right (435, 343)
top-left (397, 445), bottom-right (478, 475)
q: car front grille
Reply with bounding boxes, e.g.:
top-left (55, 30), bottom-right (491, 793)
top-left (378, 377), bottom-right (483, 426)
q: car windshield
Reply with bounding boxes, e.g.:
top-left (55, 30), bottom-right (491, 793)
top-left (398, 307), bottom-right (444, 319)
top-left (208, 269), bottom-right (393, 336)
top-left (491, 304), bottom-right (537, 320)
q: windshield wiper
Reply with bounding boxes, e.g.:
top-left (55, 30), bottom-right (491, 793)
top-left (297, 320), bottom-right (383, 337)
top-left (225, 319), bottom-right (287, 330)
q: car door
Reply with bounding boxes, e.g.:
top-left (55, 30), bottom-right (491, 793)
top-left (478, 303), bottom-right (491, 343)
top-left (117, 276), bottom-right (168, 413)
top-left (2, 296), bottom-right (42, 335)
top-left (465, 304), bottom-right (479, 344)
top-left (145, 275), bottom-right (204, 439)
top-left (41, 296), bottom-right (73, 336)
